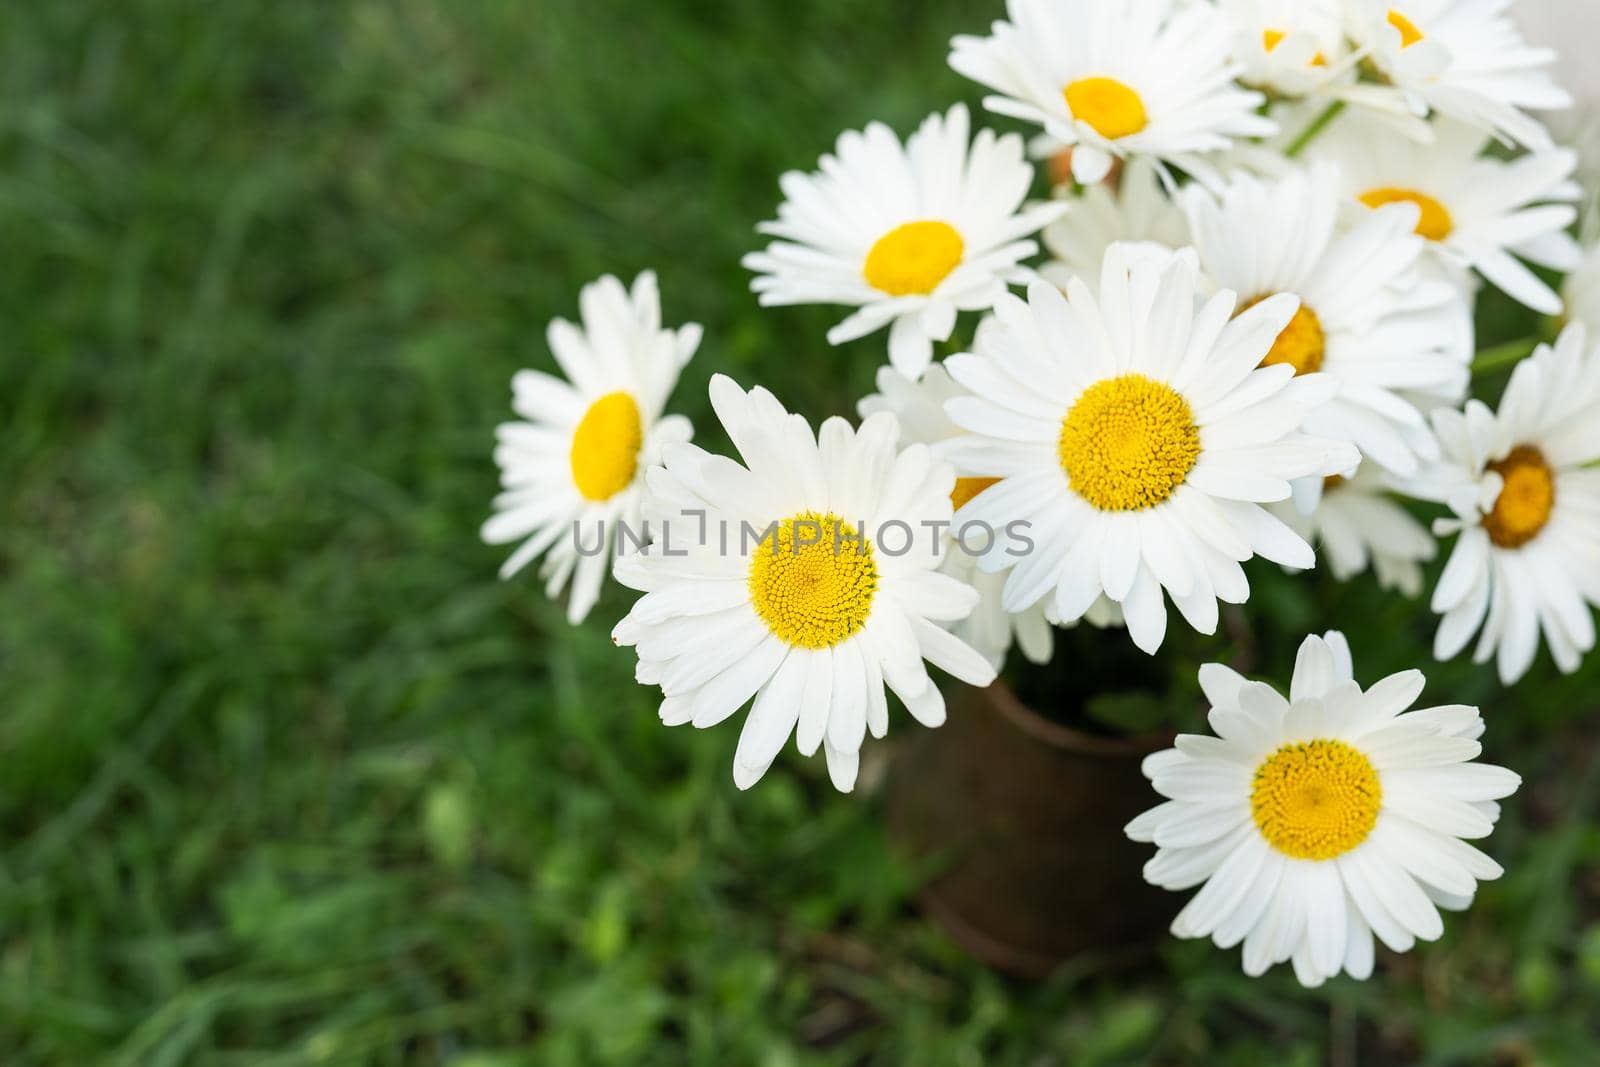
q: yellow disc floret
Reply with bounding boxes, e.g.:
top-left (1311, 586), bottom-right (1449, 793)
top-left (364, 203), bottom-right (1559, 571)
top-left (1252, 740), bottom-right (1383, 861)
top-left (570, 391), bottom-right (643, 502)
top-left (1064, 77), bottom-right (1149, 140)
top-left (748, 512), bottom-right (878, 649)
top-left (1386, 9), bottom-right (1425, 48)
top-left (951, 476), bottom-right (1001, 512)
top-left (1249, 298), bottom-right (1327, 376)
top-left (1484, 445), bottom-right (1556, 549)
top-left (1359, 187), bottom-right (1453, 242)
top-left (1058, 374), bottom-right (1201, 512)
top-left (864, 221), bottom-right (965, 296)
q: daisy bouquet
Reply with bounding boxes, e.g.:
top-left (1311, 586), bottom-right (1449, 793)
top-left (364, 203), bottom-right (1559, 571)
top-left (484, 0), bottom-right (1600, 988)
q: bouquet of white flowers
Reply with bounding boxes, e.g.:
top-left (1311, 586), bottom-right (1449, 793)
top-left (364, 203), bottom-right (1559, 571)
top-left (483, 0), bottom-right (1600, 988)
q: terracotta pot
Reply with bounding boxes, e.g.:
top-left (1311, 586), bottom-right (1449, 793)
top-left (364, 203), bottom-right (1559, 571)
top-left (887, 679), bottom-right (1176, 978)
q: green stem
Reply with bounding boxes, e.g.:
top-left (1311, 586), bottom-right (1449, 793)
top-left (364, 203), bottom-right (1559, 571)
top-left (1471, 337), bottom-right (1540, 377)
top-left (1284, 100), bottom-right (1347, 158)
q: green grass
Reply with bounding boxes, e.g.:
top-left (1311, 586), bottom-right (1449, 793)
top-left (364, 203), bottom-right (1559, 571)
top-left (2, 1), bottom-right (1599, 1063)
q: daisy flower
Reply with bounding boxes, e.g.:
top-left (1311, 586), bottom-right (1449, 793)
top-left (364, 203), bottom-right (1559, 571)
top-left (1219, 0), bottom-right (1347, 101)
top-left (1427, 324), bottom-right (1600, 684)
top-left (1128, 631), bottom-right (1521, 988)
top-left (858, 364), bottom-right (1054, 669)
top-left (1270, 468), bottom-right (1438, 597)
top-left (742, 104), bottom-right (1066, 382)
top-left (1310, 115), bottom-right (1582, 315)
top-left (1182, 165), bottom-right (1466, 477)
top-left (942, 244), bottom-right (1359, 655)
top-left (1039, 158), bottom-right (1191, 294)
top-left (1342, 0), bottom-right (1570, 151)
top-left (482, 272), bottom-right (698, 623)
top-left (611, 375), bottom-right (997, 793)
top-left (948, 0), bottom-right (1275, 186)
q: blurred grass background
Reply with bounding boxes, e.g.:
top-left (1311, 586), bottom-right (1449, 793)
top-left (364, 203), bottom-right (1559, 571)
top-left (2, 0), bottom-right (1599, 1063)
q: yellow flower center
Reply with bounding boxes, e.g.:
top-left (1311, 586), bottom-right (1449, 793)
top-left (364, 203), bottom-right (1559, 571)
top-left (1252, 740), bottom-right (1382, 861)
top-left (1387, 9), bottom-right (1424, 47)
top-left (1064, 77), bottom-right (1149, 140)
top-left (1263, 28), bottom-right (1327, 66)
top-left (1058, 374), bottom-right (1200, 512)
top-left (748, 512), bottom-right (878, 649)
top-left (1484, 445), bottom-right (1556, 549)
top-left (1360, 187), bottom-right (1453, 241)
top-left (951, 476), bottom-right (1001, 512)
top-left (863, 221), bottom-right (965, 297)
top-left (569, 391), bottom-right (643, 502)
top-left (1246, 298), bottom-right (1327, 376)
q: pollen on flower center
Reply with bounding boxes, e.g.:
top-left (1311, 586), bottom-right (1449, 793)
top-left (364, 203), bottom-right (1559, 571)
top-left (1058, 374), bottom-right (1200, 512)
top-left (1252, 740), bottom-right (1382, 861)
top-left (1386, 9), bottom-right (1424, 48)
top-left (1360, 187), bottom-right (1453, 241)
top-left (570, 391), bottom-right (643, 502)
top-left (748, 511), bottom-right (878, 650)
top-left (1246, 297), bottom-right (1327, 376)
top-left (863, 220), bottom-right (965, 296)
top-left (951, 476), bottom-right (1000, 512)
top-left (1064, 77), bottom-right (1149, 140)
top-left (1484, 445), bottom-right (1556, 549)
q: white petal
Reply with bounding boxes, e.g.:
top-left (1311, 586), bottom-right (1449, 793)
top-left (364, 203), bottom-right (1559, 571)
top-left (732, 649), bottom-right (808, 787)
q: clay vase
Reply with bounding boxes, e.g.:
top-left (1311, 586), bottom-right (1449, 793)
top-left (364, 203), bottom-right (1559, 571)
top-left (887, 679), bottom-right (1177, 978)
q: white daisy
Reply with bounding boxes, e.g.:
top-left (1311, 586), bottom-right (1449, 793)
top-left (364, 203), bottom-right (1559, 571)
top-left (1426, 324), bottom-right (1600, 684)
top-left (1311, 115), bottom-right (1582, 315)
top-left (1342, 0), bottom-right (1570, 151)
top-left (948, 0), bottom-right (1275, 186)
top-left (742, 104), bottom-right (1066, 382)
top-left (941, 244), bottom-right (1359, 655)
top-left (1039, 157), bottom-right (1192, 293)
top-left (1271, 468), bottom-right (1438, 597)
top-left (1182, 165), bottom-right (1466, 477)
top-left (612, 375), bottom-right (997, 793)
top-left (1563, 239), bottom-right (1600, 336)
top-left (858, 364), bottom-right (1054, 669)
top-left (1219, 0), bottom-right (1347, 101)
top-left (1128, 630), bottom-right (1521, 988)
top-left (482, 272), bottom-right (698, 623)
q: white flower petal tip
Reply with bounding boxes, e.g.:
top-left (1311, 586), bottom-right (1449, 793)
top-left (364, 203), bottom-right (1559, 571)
top-left (1128, 633), bottom-right (1521, 987)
